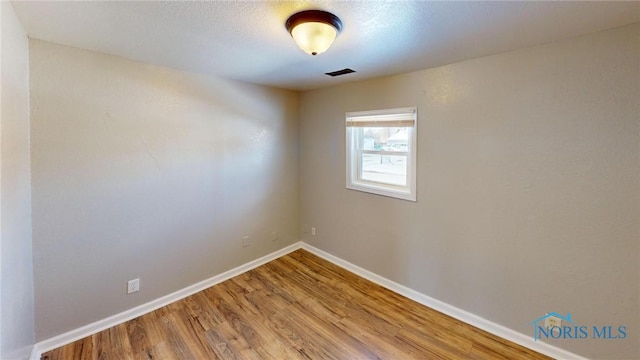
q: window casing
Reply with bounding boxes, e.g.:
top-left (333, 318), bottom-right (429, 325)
top-left (346, 107), bottom-right (417, 201)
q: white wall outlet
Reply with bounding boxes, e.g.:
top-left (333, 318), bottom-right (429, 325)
top-left (311, 227), bottom-right (316, 236)
top-left (242, 235), bottom-right (250, 247)
top-left (271, 231), bottom-right (279, 242)
top-left (127, 278), bottom-right (140, 294)
top-left (544, 315), bottom-right (562, 328)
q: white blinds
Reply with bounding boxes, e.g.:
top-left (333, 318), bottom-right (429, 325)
top-left (346, 107), bottom-right (416, 128)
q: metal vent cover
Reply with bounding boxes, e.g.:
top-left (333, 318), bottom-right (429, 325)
top-left (325, 68), bottom-right (355, 77)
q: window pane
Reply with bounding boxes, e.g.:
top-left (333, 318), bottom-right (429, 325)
top-left (361, 153), bottom-right (407, 186)
top-left (362, 127), bottom-right (409, 152)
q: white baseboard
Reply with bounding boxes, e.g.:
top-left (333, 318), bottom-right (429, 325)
top-left (300, 243), bottom-right (589, 360)
top-left (31, 241), bottom-right (587, 360)
top-left (30, 242), bottom-right (303, 359)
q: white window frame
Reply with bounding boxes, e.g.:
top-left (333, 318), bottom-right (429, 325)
top-left (345, 107), bottom-right (417, 201)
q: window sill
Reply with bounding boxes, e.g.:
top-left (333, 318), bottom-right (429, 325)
top-left (346, 182), bottom-right (416, 202)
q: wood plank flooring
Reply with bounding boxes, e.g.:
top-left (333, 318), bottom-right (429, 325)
top-left (42, 249), bottom-right (551, 359)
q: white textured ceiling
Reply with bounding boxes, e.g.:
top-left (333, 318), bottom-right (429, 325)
top-left (11, 1), bottom-right (640, 90)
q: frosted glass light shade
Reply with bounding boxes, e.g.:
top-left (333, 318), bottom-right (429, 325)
top-left (290, 21), bottom-right (337, 56)
top-left (285, 10), bottom-right (342, 56)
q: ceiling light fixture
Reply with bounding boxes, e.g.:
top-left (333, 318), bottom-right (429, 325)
top-left (285, 10), bottom-right (342, 56)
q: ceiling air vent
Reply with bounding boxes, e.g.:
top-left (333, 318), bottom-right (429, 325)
top-left (325, 68), bottom-right (355, 77)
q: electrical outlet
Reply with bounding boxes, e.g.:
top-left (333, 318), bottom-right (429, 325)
top-left (242, 235), bottom-right (250, 247)
top-left (271, 231), bottom-right (279, 242)
top-left (544, 315), bottom-right (562, 328)
top-left (311, 227), bottom-right (316, 236)
top-left (127, 278), bottom-right (140, 294)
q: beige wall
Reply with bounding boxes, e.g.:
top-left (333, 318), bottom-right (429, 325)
top-left (29, 40), bottom-right (299, 340)
top-left (1, 2), bottom-right (36, 359)
top-left (300, 23), bottom-right (639, 359)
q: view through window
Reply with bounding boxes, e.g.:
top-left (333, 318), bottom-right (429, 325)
top-left (360, 127), bottom-right (408, 186)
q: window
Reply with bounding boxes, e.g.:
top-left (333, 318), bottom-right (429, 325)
top-left (346, 107), bottom-right (417, 201)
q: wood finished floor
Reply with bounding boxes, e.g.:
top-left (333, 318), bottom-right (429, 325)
top-left (42, 250), bottom-right (551, 360)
